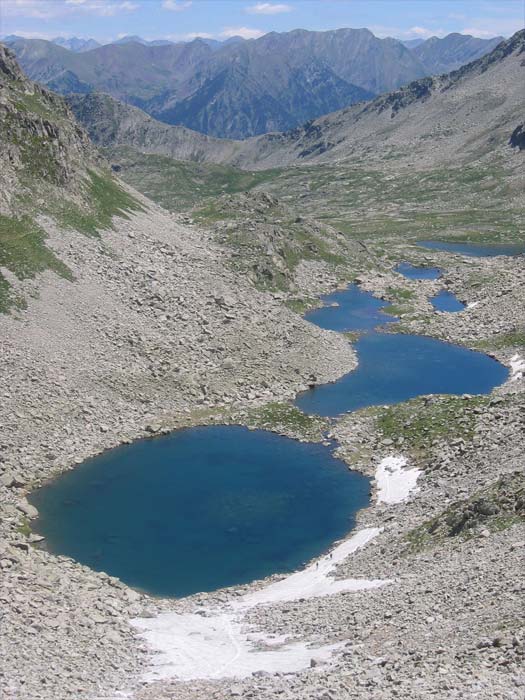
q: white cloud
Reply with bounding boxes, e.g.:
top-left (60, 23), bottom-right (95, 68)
top-left (3, 1), bottom-right (55, 19)
top-left (461, 27), bottom-right (496, 38)
top-left (408, 26), bottom-right (444, 39)
top-left (369, 24), bottom-right (445, 40)
top-left (1, 29), bottom-right (56, 39)
top-left (162, 0), bottom-right (192, 10)
top-left (246, 2), bottom-right (291, 14)
top-left (182, 32), bottom-right (214, 40)
top-left (3, 0), bottom-right (138, 18)
top-left (221, 26), bottom-right (266, 40)
top-left (460, 17), bottom-right (523, 38)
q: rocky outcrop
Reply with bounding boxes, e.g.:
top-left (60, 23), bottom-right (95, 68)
top-left (510, 123), bottom-right (525, 150)
top-left (0, 43), bottom-right (96, 208)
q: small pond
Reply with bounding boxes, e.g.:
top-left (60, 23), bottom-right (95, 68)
top-left (418, 241), bottom-right (525, 257)
top-left (29, 426), bottom-right (370, 597)
top-left (304, 284), bottom-right (396, 332)
top-left (430, 290), bottom-right (466, 313)
top-left (395, 262), bottom-right (441, 280)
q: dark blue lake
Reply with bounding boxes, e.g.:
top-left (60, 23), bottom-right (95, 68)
top-left (295, 332), bottom-right (508, 417)
top-left (418, 240), bottom-right (525, 257)
top-left (30, 282), bottom-right (508, 597)
top-left (395, 262), bottom-right (441, 280)
top-left (430, 290), bottom-right (466, 313)
top-left (29, 426), bottom-right (370, 597)
top-left (304, 284), bottom-right (396, 332)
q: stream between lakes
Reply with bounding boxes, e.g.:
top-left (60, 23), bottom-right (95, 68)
top-left (29, 279), bottom-right (508, 597)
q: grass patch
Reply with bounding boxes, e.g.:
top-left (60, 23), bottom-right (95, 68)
top-left (472, 330), bottom-right (525, 351)
top-left (0, 214), bottom-right (73, 313)
top-left (386, 286), bottom-right (415, 301)
top-left (17, 517), bottom-right (32, 537)
top-left (0, 170), bottom-right (141, 311)
top-left (376, 395), bottom-right (488, 457)
top-left (106, 147), bottom-right (282, 212)
top-left (382, 304), bottom-right (412, 317)
top-left (285, 297), bottom-right (320, 314)
top-left (243, 402), bottom-right (328, 440)
top-left (52, 170), bottom-right (143, 237)
top-left (343, 331), bottom-right (363, 343)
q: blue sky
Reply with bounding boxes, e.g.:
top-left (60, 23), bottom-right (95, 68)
top-left (1, 1), bottom-right (523, 42)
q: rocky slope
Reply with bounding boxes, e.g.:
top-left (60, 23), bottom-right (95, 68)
top-left (0, 44), bottom-right (95, 207)
top-left (0, 43), bottom-right (144, 313)
top-left (66, 92), bottom-right (244, 163)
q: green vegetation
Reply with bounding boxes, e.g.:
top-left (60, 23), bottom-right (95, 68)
top-left (375, 395), bottom-right (488, 457)
top-left (16, 517), bottom-right (32, 537)
top-left (260, 159), bottom-right (524, 245)
top-left (472, 329), bottom-right (525, 351)
top-left (382, 304), bottom-right (414, 317)
top-left (0, 170), bottom-right (142, 312)
top-left (343, 330), bottom-right (363, 343)
top-left (105, 147), bottom-right (282, 212)
top-left (13, 91), bottom-right (60, 122)
top-left (406, 471), bottom-right (525, 551)
top-left (382, 286), bottom-right (415, 316)
top-left (195, 191), bottom-right (352, 293)
top-left (51, 170), bottom-right (143, 237)
top-left (0, 214), bottom-right (73, 312)
top-left (285, 297), bottom-right (320, 314)
top-left (386, 287), bottom-right (415, 301)
top-left (243, 402), bottom-right (328, 440)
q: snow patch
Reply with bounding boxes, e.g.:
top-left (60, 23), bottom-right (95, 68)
top-left (240, 527), bottom-right (384, 607)
top-left (132, 611), bottom-right (344, 682)
top-left (466, 301), bottom-right (479, 309)
top-left (510, 354), bottom-right (524, 382)
top-left (131, 528), bottom-right (384, 682)
top-left (376, 455), bottom-right (421, 504)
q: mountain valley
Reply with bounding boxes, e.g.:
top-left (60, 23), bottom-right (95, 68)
top-left (0, 20), bottom-right (524, 700)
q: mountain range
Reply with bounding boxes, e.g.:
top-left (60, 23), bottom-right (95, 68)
top-left (5, 29), bottom-right (503, 139)
top-left (68, 30), bottom-right (524, 174)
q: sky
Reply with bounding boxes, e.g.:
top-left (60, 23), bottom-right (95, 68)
top-left (0, 0), bottom-right (523, 43)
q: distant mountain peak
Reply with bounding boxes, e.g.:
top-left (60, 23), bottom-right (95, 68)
top-left (6, 27), bottom-right (510, 140)
top-left (52, 36), bottom-right (101, 52)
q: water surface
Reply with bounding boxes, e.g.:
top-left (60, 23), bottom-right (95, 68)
top-left (430, 290), bottom-right (466, 313)
top-left (395, 262), bottom-right (441, 280)
top-left (29, 426), bottom-right (370, 597)
top-left (304, 284), bottom-right (396, 332)
top-left (418, 240), bottom-right (525, 257)
top-left (295, 332), bottom-right (508, 417)
top-left (30, 281), bottom-right (508, 597)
